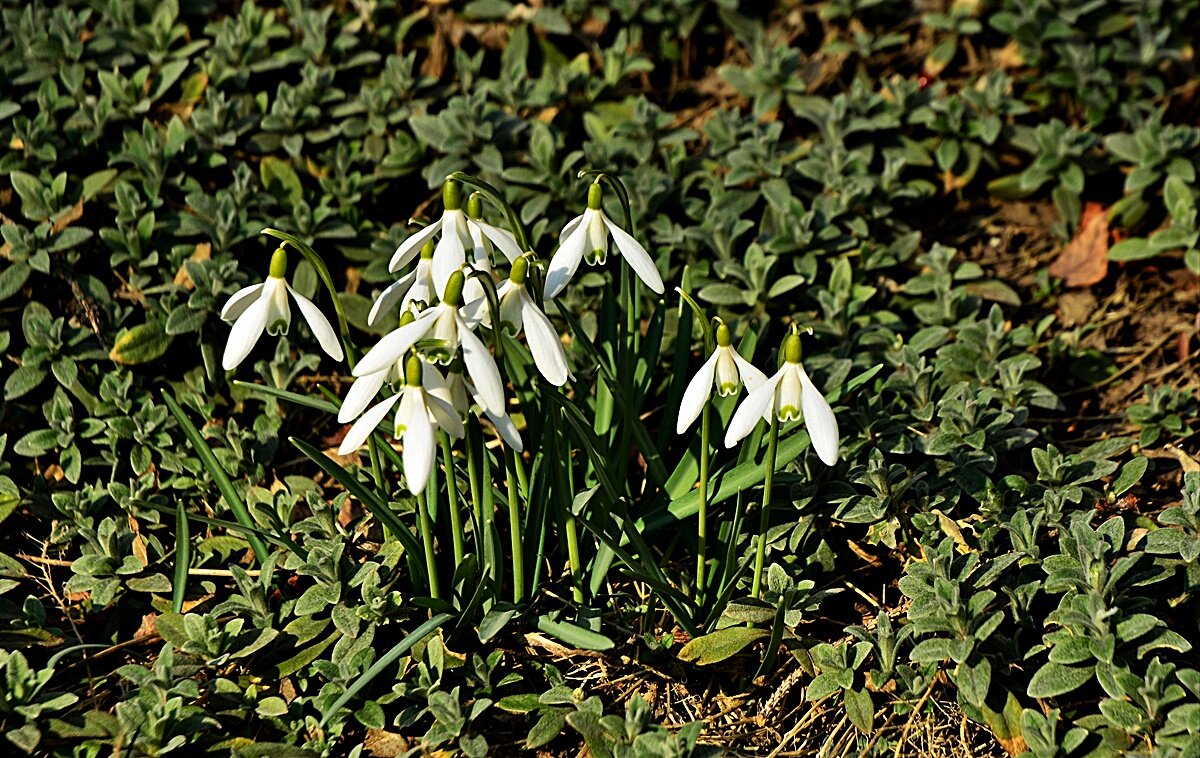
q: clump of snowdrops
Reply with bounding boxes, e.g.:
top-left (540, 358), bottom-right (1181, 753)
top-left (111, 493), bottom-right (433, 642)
top-left (217, 171), bottom-right (849, 647)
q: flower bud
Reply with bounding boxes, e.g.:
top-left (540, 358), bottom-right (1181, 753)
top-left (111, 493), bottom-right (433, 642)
top-left (443, 269), bottom-right (466, 307)
top-left (443, 179), bottom-right (463, 211)
top-left (715, 321), bottom-right (732, 348)
top-left (467, 193), bottom-right (483, 219)
top-left (268, 246), bottom-right (288, 279)
top-left (782, 332), bottom-right (802, 364)
top-left (405, 353), bottom-right (423, 386)
top-left (509, 254), bottom-right (529, 285)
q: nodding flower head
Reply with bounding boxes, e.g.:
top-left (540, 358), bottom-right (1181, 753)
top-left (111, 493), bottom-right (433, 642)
top-left (220, 246), bottom-right (343, 371)
top-left (723, 329), bottom-right (840, 466)
top-left (544, 181), bottom-right (664, 299)
top-left (676, 318), bottom-right (767, 434)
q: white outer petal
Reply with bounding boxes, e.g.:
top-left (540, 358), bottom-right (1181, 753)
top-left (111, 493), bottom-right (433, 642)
top-left (432, 230), bottom-right (466, 299)
top-left (676, 351), bottom-right (719, 434)
top-left (426, 393), bottom-right (465, 439)
top-left (731, 351), bottom-right (768, 394)
top-left (220, 282), bottom-right (265, 321)
top-left (389, 220), bottom-right (442, 272)
top-left (521, 291), bottom-right (568, 386)
top-left (799, 365), bottom-right (840, 466)
top-left (367, 271), bottom-right (417, 328)
top-left (353, 308), bottom-right (438, 376)
top-left (222, 295), bottom-right (271, 370)
top-left (559, 213), bottom-right (584, 241)
top-left (603, 216), bottom-right (663, 294)
top-left (339, 370), bottom-right (389, 423)
top-left (472, 220), bottom-right (523, 263)
top-left (486, 409), bottom-right (524, 452)
top-left (288, 285), bottom-right (344, 361)
top-left (402, 390), bottom-right (436, 494)
top-left (724, 369), bottom-right (785, 447)
top-left (545, 213), bottom-right (590, 298)
top-left (459, 315), bottom-right (505, 413)
top-left (337, 392), bottom-right (402, 455)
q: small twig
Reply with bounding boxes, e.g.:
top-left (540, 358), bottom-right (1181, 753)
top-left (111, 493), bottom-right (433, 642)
top-left (17, 554), bottom-right (72, 567)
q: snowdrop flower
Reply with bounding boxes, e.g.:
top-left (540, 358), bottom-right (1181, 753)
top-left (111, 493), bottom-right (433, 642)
top-left (724, 332), bottom-right (840, 466)
top-left (388, 180), bottom-right (521, 298)
top-left (354, 269), bottom-right (504, 414)
top-left (676, 320), bottom-right (767, 433)
top-left (220, 246), bottom-right (343, 371)
top-left (545, 182), bottom-right (664, 299)
top-left (338, 354), bottom-right (464, 494)
top-left (490, 255), bottom-right (569, 386)
top-left (367, 240), bottom-right (436, 329)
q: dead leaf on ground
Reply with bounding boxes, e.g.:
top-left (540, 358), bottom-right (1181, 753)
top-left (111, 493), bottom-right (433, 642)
top-left (1049, 202), bottom-right (1110, 288)
top-left (135, 613), bottom-right (158, 639)
top-left (51, 200), bottom-right (85, 233)
top-left (173, 243), bottom-right (212, 289)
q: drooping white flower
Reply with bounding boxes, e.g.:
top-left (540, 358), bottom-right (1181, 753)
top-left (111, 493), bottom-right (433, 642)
top-left (367, 240), bottom-right (436, 329)
top-left (388, 180), bottom-right (521, 298)
top-left (338, 354), bottom-right (464, 494)
top-left (220, 246), bottom-right (343, 371)
top-left (724, 332), bottom-right (840, 466)
top-left (354, 269), bottom-right (504, 414)
top-left (545, 182), bottom-right (664, 299)
top-left (489, 255), bottom-right (569, 387)
top-left (676, 320), bottom-right (767, 433)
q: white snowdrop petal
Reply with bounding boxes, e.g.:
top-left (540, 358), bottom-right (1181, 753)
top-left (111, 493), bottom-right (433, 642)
top-left (521, 293), bottom-right (569, 386)
top-left (220, 282), bottom-right (265, 321)
top-left (677, 351), bottom-right (719, 434)
top-left (402, 392), bottom-right (437, 494)
top-left (432, 229), bottom-right (466, 299)
top-left (725, 370), bottom-right (784, 447)
top-left (222, 296), bottom-right (271, 371)
top-left (603, 216), bottom-right (664, 294)
top-left (367, 271), bottom-right (417, 328)
top-left (545, 214), bottom-right (589, 299)
top-left (458, 296), bottom-right (490, 329)
top-left (731, 351), bottom-right (768, 393)
top-left (337, 392), bottom-right (402, 455)
top-left (288, 285), bottom-right (343, 361)
top-left (388, 220), bottom-right (441, 272)
top-left (353, 309), bottom-right (437, 376)
top-left (559, 213), bottom-right (584, 241)
top-left (460, 317), bottom-right (506, 413)
top-left (486, 409), bottom-right (524, 452)
top-left (339, 370), bottom-right (389, 424)
top-left (774, 365), bottom-right (804, 422)
top-left (426, 393), bottom-right (465, 439)
top-left (473, 220), bottom-right (523, 263)
top-left (799, 366), bottom-right (840, 466)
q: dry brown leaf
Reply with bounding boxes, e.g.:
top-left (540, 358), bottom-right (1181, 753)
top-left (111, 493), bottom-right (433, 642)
top-left (52, 200), bottom-right (84, 234)
top-left (174, 243), bottom-right (212, 289)
top-left (135, 612), bottom-right (158, 639)
top-left (364, 729), bottom-right (415, 757)
top-left (1049, 202), bottom-right (1109, 288)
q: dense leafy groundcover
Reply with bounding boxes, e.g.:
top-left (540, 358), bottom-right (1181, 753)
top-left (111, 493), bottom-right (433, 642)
top-left (2, 0), bottom-right (1200, 755)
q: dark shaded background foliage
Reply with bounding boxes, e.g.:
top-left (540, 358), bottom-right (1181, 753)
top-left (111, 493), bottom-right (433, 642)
top-left (2, 0), bottom-right (1200, 754)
